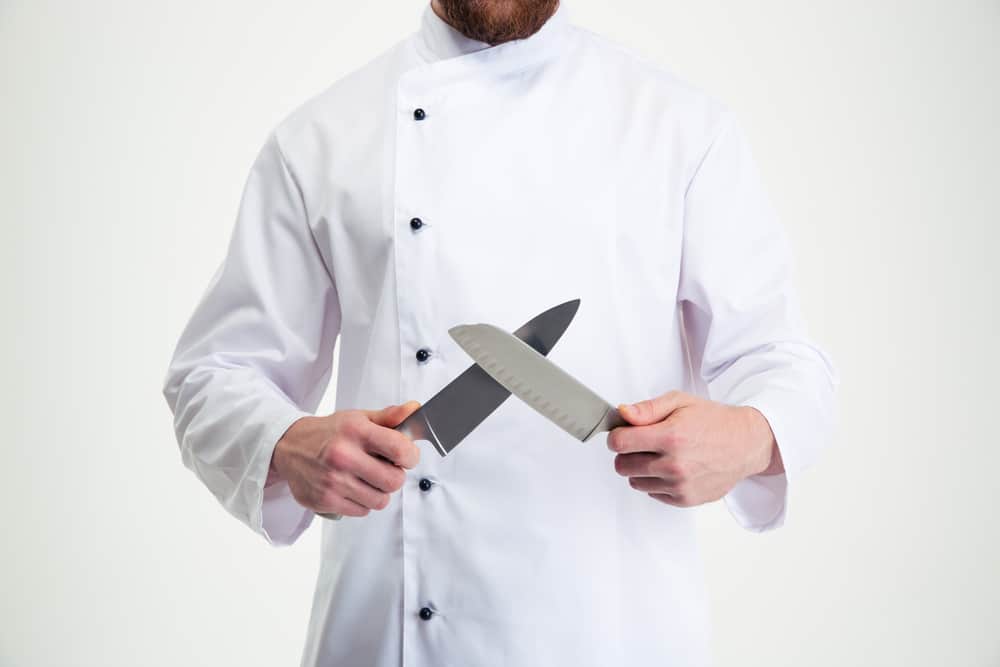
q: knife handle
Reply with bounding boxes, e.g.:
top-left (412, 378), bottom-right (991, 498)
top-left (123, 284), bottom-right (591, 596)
top-left (317, 410), bottom-right (434, 521)
top-left (583, 407), bottom-right (629, 442)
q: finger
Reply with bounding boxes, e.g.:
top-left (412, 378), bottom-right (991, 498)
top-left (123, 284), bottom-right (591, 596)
top-left (613, 452), bottom-right (661, 478)
top-left (352, 450), bottom-right (408, 494)
top-left (362, 421), bottom-right (421, 469)
top-left (338, 473), bottom-right (391, 511)
top-left (618, 391), bottom-right (694, 426)
top-left (648, 492), bottom-right (696, 509)
top-left (366, 401), bottom-right (421, 428)
top-left (607, 420), bottom-right (674, 454)
top-left (627, 476), bottom-right (676, 493)
top-left (316, 492), bottom-right (370, 518)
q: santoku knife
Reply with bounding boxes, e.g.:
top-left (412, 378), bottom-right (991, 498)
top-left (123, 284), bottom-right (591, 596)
top-left (319, 298), bottom-right (580, 520)
top-left (448, 321), bottom-right (627, 443)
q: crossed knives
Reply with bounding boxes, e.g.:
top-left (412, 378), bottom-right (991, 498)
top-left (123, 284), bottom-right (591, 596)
top-left (319, 299), bottom-right (626, 520)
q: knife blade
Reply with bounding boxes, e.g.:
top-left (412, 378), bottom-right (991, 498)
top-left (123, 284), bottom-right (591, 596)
top-left (396, 298), bottom-right (581, 456)
top-left (318, 299), bottom-right (580, 520)
top-left (448, 322), bottom-right (627, 443)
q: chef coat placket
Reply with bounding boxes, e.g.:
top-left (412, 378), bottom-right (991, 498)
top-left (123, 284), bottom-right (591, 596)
top-left (393, 71), bottom-right (449, 661)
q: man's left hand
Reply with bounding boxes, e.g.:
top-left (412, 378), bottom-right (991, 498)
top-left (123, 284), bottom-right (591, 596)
top-left (608, 391), bottom-right (783, 508)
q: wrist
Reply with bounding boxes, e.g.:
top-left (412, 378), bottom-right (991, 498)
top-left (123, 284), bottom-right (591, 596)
top-left (267, 416), bottom-right (311, 486)
top-left (266, 443), bottom-right (284, 487)
top-left (740, 406), bottom-right (778, 477)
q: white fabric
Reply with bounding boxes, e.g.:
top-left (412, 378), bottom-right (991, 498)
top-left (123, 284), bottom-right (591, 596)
top-left (162, 3), bottom-right (837, 665)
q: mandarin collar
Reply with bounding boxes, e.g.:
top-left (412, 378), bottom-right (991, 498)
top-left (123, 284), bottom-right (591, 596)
top-left (414, 1), bottom-right (570, 68)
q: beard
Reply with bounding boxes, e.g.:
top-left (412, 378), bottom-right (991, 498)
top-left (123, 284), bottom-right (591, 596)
top-left (434, 0), bottom-right (560, 45)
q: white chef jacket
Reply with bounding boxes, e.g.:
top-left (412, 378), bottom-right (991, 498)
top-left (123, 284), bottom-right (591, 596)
top-left (162, 3), bottom-right (837, 665)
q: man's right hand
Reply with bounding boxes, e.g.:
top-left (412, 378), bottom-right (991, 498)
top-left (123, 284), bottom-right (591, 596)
top-left (271, 401), bottom-right (422, 517)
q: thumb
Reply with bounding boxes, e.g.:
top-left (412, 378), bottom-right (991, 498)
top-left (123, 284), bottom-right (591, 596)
top-left (618, 391), bottom-right (692, 426)
top-left (367, 400), bottom-right (421, 428)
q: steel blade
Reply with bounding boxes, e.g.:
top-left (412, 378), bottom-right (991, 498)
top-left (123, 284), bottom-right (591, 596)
top-left (399, 299), bottom-right (580, 456)
top-left (449, 323), bottom-right (624, 442)
top-left (318, 300), bottom-right (580, 520)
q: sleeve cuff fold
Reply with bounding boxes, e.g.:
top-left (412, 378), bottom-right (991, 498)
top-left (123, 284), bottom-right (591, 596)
top-left (722, 385), bottom-right (822, 532)
top-left (248, 403), bottom-right (315, 546)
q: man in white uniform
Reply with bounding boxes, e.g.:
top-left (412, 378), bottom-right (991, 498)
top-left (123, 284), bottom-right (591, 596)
top-left (162, 1), bottom-right (837, 664)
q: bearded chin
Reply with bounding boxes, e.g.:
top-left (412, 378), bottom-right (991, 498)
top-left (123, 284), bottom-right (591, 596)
top-left (436, 0), bottom-right (560, 45)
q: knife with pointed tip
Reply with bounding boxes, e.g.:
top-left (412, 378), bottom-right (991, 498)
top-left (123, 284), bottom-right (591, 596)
top-left (318, 298), bottom-right (580, 520)
top-left (448, 321), bottom-right (628, 443)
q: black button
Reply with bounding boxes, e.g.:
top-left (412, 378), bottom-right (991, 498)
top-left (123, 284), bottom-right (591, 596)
top-left (419, 607), bottom-right (434, 620)
top-left (413, 108), bottom-right (426, 121)
top-left (410, 217), bottom-right (424, 231)
top-left (419, 478), bottom-right (433, 492)
top-left (415, 348), bottom-right (431, 363)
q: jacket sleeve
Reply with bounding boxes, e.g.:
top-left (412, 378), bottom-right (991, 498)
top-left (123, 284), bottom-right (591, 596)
top-left (677, 112), bottom-right (838, 532)
top-left (161, 133), bottom-right (340, 545)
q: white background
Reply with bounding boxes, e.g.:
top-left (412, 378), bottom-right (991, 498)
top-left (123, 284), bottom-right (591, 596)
top-left (3, 0), bottom-right (998, 665)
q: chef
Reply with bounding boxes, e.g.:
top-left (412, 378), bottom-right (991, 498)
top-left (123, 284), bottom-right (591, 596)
top-left (162, 0), bottom-right (837, 665)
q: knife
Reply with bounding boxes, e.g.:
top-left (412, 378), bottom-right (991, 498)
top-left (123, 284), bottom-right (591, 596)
top-left (448, 321), bottom-right (627, 443)
top-left (318, 298), bottom-right (580, 520)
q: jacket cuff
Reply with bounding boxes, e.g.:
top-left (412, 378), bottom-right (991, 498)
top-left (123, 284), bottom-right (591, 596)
top-left (250, 405), bottom-right (315, 546)
top-left (724, 469), bottom-right (788, 532)
top-left (722, 390), bottom-right (809, 533)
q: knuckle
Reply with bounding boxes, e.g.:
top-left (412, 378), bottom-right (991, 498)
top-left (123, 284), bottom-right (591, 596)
top-left (389, 439), bottom-right (407, 463)
top-left (319, 440), bottom-right (336, 466)
top-left (329, 412), bottom-right (349, 433)
top-left (319, 489), bottom-right (342, 511)
top-left (326, 443), bottom-right (353, 471)
top-left (338, 412), bottom-right (366, 438)
top-left (608, 430), bottom-right (624, 452)
top-left (395, 450), bottom-right (415, 471)
top-left (658, 460), bottom-right (680, 479)
top-left (388, 468), bottom-right (407, 491)
top-left (659, 428), bottom-right (675, 447)
top-left (613, 454), bottom-right (628, 475)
